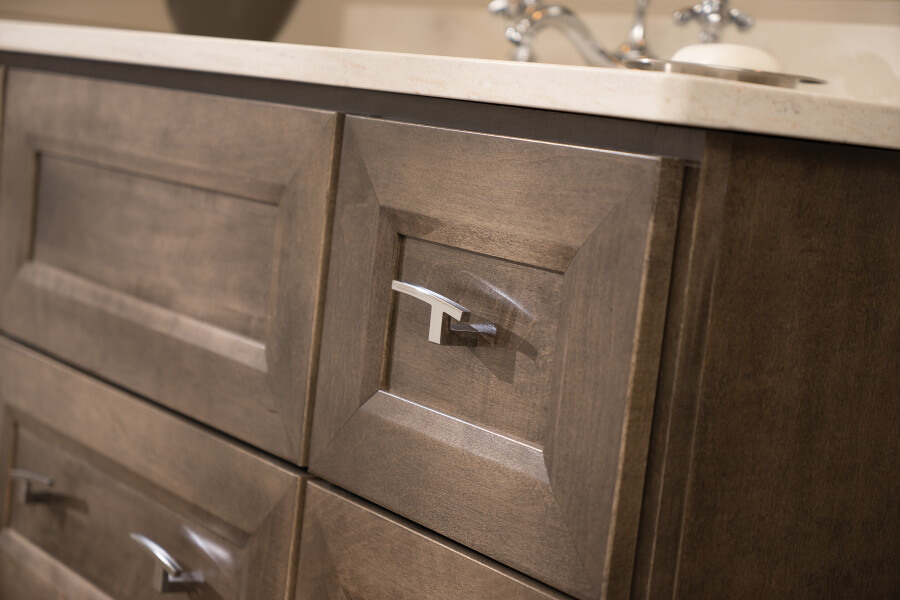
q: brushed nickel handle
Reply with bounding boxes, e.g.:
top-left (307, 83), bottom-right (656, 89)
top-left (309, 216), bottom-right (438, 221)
top-left (130, 533), bottom-right (204, 594)
top-left (9, 468), bottom-right (55, 504)
top-left (391, 280), bottom-right (497, 344)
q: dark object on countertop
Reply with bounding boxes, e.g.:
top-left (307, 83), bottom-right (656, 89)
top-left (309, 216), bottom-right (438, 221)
top-left (166, 0), bottom-right (299, 40)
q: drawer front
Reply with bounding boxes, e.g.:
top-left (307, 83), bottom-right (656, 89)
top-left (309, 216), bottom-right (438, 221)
top-left (0, 531), bottom-right (112, 600)
top-left (0, 69), bottom-right (339, 462)
top-left (0, 338), bottom-right (304, 600)
top-left (296, 481), bottom-right (565, 600)
top-left (310, 118), bottom-right (683, 599)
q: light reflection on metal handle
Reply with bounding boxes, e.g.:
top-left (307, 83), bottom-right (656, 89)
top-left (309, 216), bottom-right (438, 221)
top-left (9, 468), bottom-right (54, 504)
top-left (391, 280), bottom-right (497, 344)
top-left (130, 533), bottom-right (204, 593)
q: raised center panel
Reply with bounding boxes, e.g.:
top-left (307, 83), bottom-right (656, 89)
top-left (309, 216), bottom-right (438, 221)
top-left (32, 154), bottom-right (278, 341)
top-left (0, 69), bottom-right (340, 463)
top-left (389, 238), bottom-right (562, 447)
top-left (310, 117), bottom-right (685, 600)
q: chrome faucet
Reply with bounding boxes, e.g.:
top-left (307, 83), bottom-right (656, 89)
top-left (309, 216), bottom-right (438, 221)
top-left (618, 0), bottom-right (652, 59)
top-left (488, 0), bottom-right (654, 67)
top-left (672, 0), bottom-right (754, 43)
top-left (488, 0), bottom-right (616, 66)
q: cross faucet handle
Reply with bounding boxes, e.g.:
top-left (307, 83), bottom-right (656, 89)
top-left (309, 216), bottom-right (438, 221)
top-left (673, 0), bottom-right (754, 43)
top-left (487, 0), bottom-right (538, 19)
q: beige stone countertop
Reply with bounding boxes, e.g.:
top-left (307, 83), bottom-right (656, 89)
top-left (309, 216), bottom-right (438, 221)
top-left (0, 19), bottom-right (897, 150)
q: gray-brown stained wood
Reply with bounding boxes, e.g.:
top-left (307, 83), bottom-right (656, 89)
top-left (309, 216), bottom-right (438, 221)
top-left (0, 338), bottom-right (305, 600)
top-left (2, 50), bottom-right (894, 600)
top-left (0, 531), bottom-right (114, 600)
top-left (632, 134), bottom-right (900, 599)
top-left (389, 237), bottom-right (563, 446)
top-left (295, 481), bottom-right (567, 600)
top-left (310, 117), bottom-right (684, 600)
top-left (0, 68), bottom-right (341, 463)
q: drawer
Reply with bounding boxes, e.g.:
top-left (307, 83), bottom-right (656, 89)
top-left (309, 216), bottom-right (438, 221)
top-left (310, 118), bottom-right (684, 599)
top-left (0, 338), bottom-right (304, 600)
top-left (0, 69), bottom-right (339, 462)
top-left (295, 481), bottom-right (566, 600)
top-left (0, 531), bottom-right (112, 600)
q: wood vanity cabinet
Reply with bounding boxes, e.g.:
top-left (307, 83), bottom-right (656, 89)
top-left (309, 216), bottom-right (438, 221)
top-left (0, 57), bottom-right (896, 600)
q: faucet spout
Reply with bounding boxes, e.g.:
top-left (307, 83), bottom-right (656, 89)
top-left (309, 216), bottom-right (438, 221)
top-left (492, 2), bottom-right (619, 67)
top-left (618, 0), bottom-right (652, 59)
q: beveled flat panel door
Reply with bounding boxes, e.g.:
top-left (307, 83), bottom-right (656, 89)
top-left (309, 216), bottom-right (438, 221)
top-left (310, 117), bottom-right (684, 600)
top-left (0, 531), bottom-right (113, 600)
top-left (0, 338), bottom-right (304, 600)
top-left (0, 69), bottom-right (340, 462)
top-left (296, 482), bottom-right (567, 600)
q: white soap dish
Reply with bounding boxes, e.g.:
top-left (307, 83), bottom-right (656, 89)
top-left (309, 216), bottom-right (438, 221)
top-left (671, 43), bottom-right (782, 72)
top-left (623, 58), bottom-right (826, 89)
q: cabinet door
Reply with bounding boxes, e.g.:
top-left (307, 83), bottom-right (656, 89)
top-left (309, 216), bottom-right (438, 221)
top-left (0, 531), bottom-right (112, 600)
top-left (296, 482), bottom-right (566, 600)
top-left (0, 338), bottom-right (304, 600)
top-left (0, 69), bottom-right (339, 462)
top-left (310, 118), bottom-right (683, 599)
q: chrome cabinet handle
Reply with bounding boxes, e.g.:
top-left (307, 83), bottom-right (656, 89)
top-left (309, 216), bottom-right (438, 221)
top-left (130, 533), bottom-right (204, 594)
top-left (9, 468), bottom-right (55, 504)
top-left (391, 280), bottom-right (497, 344)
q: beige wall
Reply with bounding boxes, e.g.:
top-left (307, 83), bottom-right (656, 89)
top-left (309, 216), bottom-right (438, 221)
top-left (1, 1), bottom-right (898, 45)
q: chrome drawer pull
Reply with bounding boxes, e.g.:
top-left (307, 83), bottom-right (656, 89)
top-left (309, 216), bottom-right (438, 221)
top-left (391, 280), bottom-right (497, 344)
top-left (9, 468), bottom-right (55, 504)
top-left (130, 533), bottom-right (204, 594)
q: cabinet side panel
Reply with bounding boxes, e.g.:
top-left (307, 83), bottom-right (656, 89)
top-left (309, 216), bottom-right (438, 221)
top-left (673, 137), bottom-right (900, 599)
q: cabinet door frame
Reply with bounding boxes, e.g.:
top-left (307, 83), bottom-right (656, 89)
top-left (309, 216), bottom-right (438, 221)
top-left (0, 69), bottom-right (341, 462)
top-left (310, 117), bottom-right (683, 600)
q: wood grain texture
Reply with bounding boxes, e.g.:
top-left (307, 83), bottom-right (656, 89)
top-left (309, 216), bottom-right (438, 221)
top-left (0, 337), bottom-right (306, 600)
top-left (310, 117), bottom-right (683, 599)
top-left (550, 157), bottom-right (683, 600)
top-left (389, 237), bottom-right (563, 445)
top-left (0, 530), bottom-right (113, 600)
top-left (0, 68), bottom-right (340, 463)
top-left (358, 119), bottom-right (663, 272)
top-left (33, 152), bottom-right (278, 340)
top-left (295, 481), bottom-right (567, 600)
top-left (637, 135), bottom-right (900, 599)
top-left (629, 160), bottom-right (708, 600)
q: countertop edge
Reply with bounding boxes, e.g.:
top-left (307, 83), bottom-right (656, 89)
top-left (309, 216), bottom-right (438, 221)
top-left (0, 20), bottom-right (897, 150)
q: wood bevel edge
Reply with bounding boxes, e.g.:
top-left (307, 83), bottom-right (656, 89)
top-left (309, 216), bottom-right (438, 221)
top-left (628, 134), bottom-right (734, 600)
top-left (602, 158), bottom-right (686, 600)
top-left (298, 114), bottom-right (345, 467)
